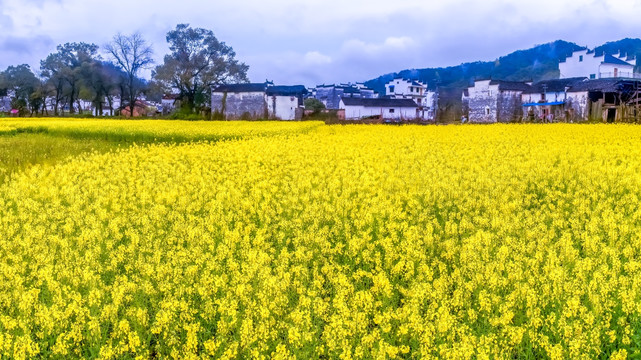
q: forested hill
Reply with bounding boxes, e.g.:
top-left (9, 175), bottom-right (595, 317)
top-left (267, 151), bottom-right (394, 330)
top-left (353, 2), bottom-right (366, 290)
top-left (364, 38), bottom-right (641, 121)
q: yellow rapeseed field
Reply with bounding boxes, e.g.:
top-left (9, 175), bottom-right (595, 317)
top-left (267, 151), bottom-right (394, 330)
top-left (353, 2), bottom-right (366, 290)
top-left (0, 118), bottom-right (323, 142)
top-left (0, 121), bottom-right (640, 359)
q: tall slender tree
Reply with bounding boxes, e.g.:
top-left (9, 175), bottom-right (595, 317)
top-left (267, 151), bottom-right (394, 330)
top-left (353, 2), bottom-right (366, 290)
top-left (40, 54), bottom-right (67, 115)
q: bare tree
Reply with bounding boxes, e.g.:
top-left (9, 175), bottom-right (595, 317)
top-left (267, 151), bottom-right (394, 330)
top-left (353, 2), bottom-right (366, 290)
top-left (105, 33), bottom-right (153, 116)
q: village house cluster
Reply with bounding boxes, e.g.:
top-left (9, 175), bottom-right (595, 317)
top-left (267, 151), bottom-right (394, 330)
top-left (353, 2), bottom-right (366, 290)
top-left (463, 49), bottom-right (641, 123)
top-left (210, 78), bottom-right (438, 121)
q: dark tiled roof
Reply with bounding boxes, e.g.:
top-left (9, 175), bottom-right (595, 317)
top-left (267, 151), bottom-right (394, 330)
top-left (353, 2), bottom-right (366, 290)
top-left (266, 85), bottom-right (308, 96)
top-left (568, 79), bottom-right (623, 93)
top-left (341, 87), bottom-right (360, 94)
top-left (341, 98), bottom-right (418, 108)
top-left (213, 83), bottom-right (268, 93)
top-left (315, 84), bottom-right (373, 93)
top-left (489, 80), bottom-right (532, 92)
top-left (603, 54), bottom-right (634, 66)
top-left (523, 77), bottom-right (587, 94)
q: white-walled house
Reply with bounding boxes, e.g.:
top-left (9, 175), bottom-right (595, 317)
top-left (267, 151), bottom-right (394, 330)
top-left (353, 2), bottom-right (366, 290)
top-left (340, 98), bottom-right (419, 120)
top-left (266, 86), bottom-right (307, 120)
top-left (559, 49), bottom-right (638, 80)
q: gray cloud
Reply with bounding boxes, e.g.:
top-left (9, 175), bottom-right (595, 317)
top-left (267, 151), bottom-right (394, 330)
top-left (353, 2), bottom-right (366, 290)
top-left (0, 35), bottom-right (54, 71)
top-left (0, 35), bottom-right (53, 55)
top-left (0, 0), bottom-right (640, 85)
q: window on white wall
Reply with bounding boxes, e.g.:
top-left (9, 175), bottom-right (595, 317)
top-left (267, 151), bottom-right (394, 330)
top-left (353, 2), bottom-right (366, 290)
top-left (389, 109), bottom-right (395, 113)
top-left (485, 107), bottom-right (490, 116)
top-left (579, 55), bottom-right (584, 62)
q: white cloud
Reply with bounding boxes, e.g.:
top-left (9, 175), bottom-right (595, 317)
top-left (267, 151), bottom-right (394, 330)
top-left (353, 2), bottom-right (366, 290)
top-left (304, 51), bottom-right (332, 65)
top-left (342, 37), bottom-right (416, 56)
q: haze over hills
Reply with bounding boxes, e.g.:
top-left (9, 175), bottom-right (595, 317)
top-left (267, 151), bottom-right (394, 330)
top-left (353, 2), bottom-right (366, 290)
top-left (364, 38), bottom-right (641, 120)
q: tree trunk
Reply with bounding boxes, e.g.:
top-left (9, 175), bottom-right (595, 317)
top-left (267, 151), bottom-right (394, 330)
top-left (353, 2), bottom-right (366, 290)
top-left (68, 85), bottom-right (76, 114)
top-left (54, 92), bottom-right (60, 116)
top-left (107, 96), bottom-right (113, 116)
top-left (129, 76), bottom-right (136, 118)
top-left (119, 84), bottom-right (126, 116)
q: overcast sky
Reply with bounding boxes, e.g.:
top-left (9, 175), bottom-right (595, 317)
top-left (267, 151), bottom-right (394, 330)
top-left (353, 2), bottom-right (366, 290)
top-left (1, 0), bottom-right (640, 86)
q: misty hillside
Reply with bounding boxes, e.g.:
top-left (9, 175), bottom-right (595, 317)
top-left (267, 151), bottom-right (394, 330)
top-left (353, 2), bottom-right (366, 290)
top-left (364, 38), bottom-right (641, 121)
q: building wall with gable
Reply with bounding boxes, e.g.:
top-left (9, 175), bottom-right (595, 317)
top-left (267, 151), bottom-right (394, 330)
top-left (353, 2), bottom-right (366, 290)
top-left (560, 50), bottom-right (637, 79)
top-left (560, 50), bottom-right (604, 79)
top-left (212, 91), bottom-right (267, 120)
top-left (467, 81), bottom-right (499, 123)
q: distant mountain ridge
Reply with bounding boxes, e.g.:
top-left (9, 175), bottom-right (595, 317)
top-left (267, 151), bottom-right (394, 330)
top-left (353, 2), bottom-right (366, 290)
top-left (364, 38), bottom-right (641, 120)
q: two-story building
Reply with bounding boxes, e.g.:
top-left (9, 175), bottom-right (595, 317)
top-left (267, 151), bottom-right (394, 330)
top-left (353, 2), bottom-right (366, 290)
top-left (559, 49), bottom-right (638, 80)
top-left (384, 78), bottom-right (437, 120)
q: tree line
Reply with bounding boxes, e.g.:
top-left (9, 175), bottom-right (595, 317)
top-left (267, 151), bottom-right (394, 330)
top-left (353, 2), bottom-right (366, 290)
top-left (0, 24), bottom-right (249, 117)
